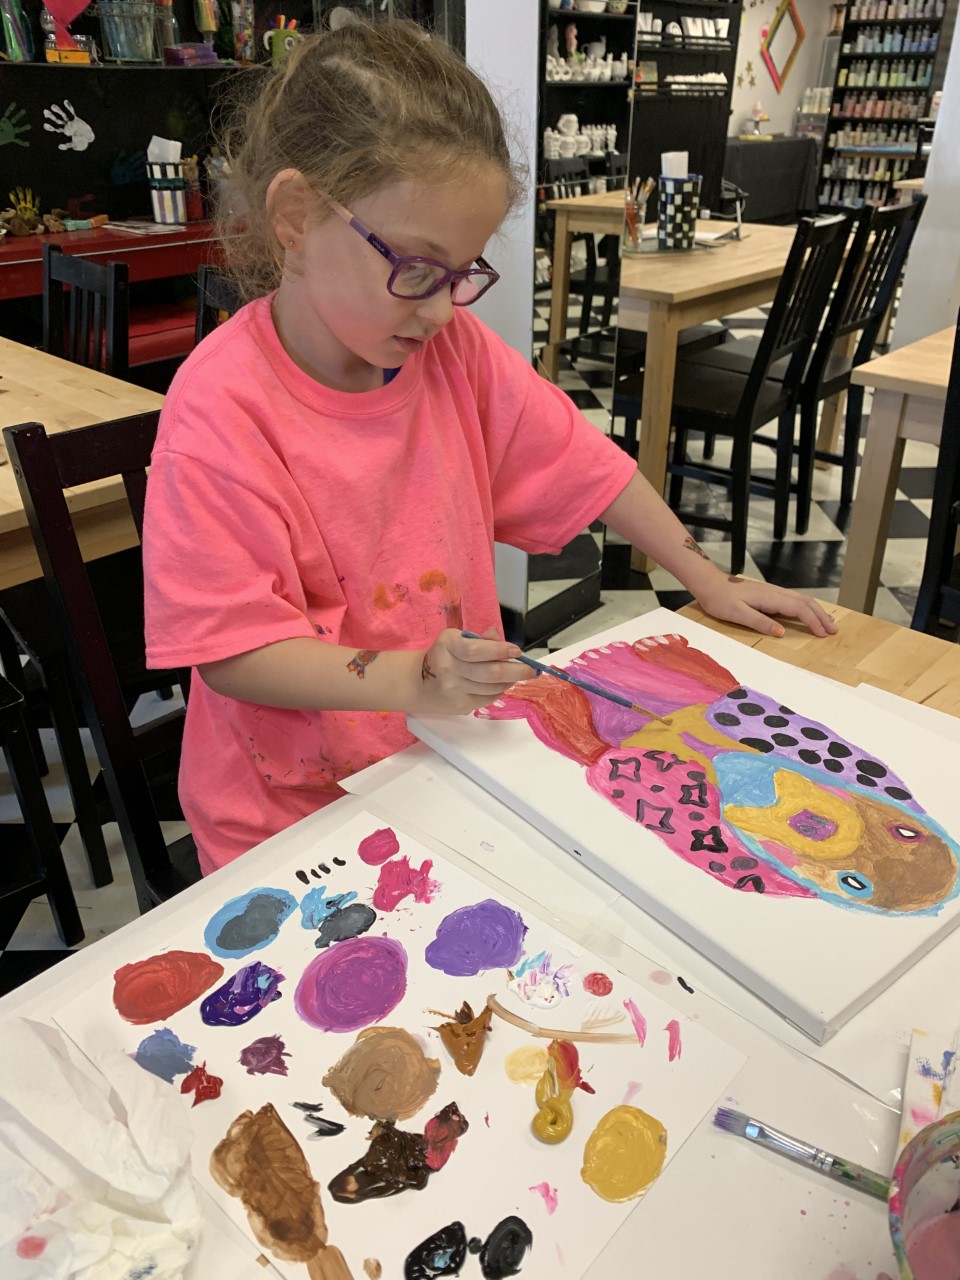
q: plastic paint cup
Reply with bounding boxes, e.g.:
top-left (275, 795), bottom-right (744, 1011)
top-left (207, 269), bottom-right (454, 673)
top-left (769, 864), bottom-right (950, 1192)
top-left (889, 1110), bottom-right (960, 1280)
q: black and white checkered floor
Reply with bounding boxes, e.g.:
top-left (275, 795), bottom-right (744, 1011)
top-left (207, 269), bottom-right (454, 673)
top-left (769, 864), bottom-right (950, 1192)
top-left (528, 290), bottom-right (937, 655)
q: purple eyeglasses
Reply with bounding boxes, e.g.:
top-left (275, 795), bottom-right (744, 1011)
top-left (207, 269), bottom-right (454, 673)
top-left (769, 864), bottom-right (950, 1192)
top-left (326, 196), bottom-right (500, 305)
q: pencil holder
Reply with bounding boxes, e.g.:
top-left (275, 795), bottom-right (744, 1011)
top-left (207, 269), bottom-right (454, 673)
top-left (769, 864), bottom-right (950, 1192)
top-left (888, 1110), bottom-right (960, 1279)
top-left (657, 173), bottom-right (701, 251)
top-left (147, 161), bottom-right (187, 225)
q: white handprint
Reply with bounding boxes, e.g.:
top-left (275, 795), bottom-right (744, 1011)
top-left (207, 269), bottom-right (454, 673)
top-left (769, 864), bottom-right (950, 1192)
top-left (43, 100), bottom-right (95, 153)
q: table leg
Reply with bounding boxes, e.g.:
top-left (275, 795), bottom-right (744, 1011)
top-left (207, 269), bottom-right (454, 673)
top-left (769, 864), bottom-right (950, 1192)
top-left (631, 303), bottom-right (680, 574)
top-left (543, 211), bottom-right (572, 384)
top-left (837, 388), bottom-right (907, 614)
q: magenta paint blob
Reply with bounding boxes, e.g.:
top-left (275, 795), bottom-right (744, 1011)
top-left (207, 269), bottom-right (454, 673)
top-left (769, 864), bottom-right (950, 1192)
top-left (294, 934), bottom-right (407, 1032)
top-left (529, 1182), bottom-right (559, 1215)
top-left (357, 827), bottom-right (401, 866)
top-left (373, 855), bottom-right (440, 912)
top-left (623, 998), bottom-right (647, 1047)
top-left (666, 1018), bottom-right (683, 1061)
top-left (424, 899), bottom-right (527, 977)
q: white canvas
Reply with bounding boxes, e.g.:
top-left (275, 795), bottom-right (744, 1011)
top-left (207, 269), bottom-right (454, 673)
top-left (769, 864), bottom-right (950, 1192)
top-left (53, 810), bottom-right (743, 1280)
top-left (410, 610), bottom-right (960, 1044)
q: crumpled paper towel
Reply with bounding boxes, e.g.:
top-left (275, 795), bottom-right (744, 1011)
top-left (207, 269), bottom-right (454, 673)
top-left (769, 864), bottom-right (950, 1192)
top-left (0, 1017), bottom-right (202, 1279)
top-left (896, 1024), bottom-right (960, 1156)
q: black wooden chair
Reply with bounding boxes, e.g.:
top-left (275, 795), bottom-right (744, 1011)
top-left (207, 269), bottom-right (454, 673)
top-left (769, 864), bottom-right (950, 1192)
top-left (3, 414), bottom-right (201, 913)
top-left (692, 197), bottom-right (926, 533)
top-left (613, 215), bottom-right (850, 574)
top-left (194, 264), bottom-right (244, 346)
top-left (912, 312), bottom-right (960, 638)
top-left (43, 242), bottom-right (129, 378)
top-left (0, 672), bottom-right (83, 950)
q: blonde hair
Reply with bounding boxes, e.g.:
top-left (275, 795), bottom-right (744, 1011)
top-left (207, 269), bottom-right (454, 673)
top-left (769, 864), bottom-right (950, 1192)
top-left (216, 20), bottom-right (521, 300)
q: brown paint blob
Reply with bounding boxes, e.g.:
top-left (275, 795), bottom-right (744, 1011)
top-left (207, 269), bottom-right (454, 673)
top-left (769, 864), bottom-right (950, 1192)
top-left (323, 1027), bottom-right (440, 1123)
top-left (435, 1001), bottom-right (493, 1077)
top-left (363, 1262), bottom-right (382, 1280)
top-left (209, 1103), bottom-right (353, 1279)
top-left (329, 1120), bottom-right (431, 1204)
top-left (581, 1104), bottom-right (667, 1203)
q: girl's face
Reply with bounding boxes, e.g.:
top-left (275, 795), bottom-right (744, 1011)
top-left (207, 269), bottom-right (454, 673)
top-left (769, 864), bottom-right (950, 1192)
top-left (279, 165), bottom-right (509, 384)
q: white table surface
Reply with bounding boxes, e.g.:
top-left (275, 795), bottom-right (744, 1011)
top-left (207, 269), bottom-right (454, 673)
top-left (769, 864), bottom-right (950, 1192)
top-left (5, 689), bottom-right (960, 1279)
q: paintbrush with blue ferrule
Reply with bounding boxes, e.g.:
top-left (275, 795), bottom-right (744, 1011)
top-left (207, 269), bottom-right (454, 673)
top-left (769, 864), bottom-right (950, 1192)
top-left (713, 1107), bottom-right (891, 1200)
top-left (460, 631), bottom-right (666, 723)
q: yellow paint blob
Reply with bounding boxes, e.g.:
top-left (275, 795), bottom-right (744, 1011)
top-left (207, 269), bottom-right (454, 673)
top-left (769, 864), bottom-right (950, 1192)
top-left (581, 1105), bottom-right (668, 1203)
top-left (504, 1045), bottom-right (549, 1085)
top-left (532, 1095), bottom-right (573, 1144)
top-left (725, 768), bottom-right (863, 862)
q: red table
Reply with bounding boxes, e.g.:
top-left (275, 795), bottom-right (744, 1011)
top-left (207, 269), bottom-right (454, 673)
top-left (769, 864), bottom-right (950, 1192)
top-left (0, 222), bottom-right (220, 300)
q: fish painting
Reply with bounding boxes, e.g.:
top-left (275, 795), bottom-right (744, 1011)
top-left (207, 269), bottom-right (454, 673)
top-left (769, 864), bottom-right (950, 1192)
top-left (481, 635), bottom-right (960, 916)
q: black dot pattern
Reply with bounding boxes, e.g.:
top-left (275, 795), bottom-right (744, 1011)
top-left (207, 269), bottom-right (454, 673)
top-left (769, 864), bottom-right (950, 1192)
top-left (772, 733), bottom-right (798, 747)
top-left (741, 738), bottom-right (775, 753)
top-left (764, 715), bottom-right (789, 728)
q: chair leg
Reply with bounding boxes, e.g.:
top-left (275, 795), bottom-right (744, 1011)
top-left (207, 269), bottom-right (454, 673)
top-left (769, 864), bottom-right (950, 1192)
top-left (773, 405), bottom-right (796, 543)
top-left (795, 394), bottom-right (818, 536)
top-left (840, 383), bottom-right (864, 508)
top-left (2, 704), bottom-right (83, 948)
top-left (624, 414), bottom-right (639, 457)
top-left (730, 435), bottom-right (750, 576)
top-left (668, 425), bottom-right (688, 510)
top-left (703, 432), bottom-right (716, 460)
top-left (43, 658), bottom-right (114, 889)
top-left (0, 621), bottom-right (48, 777)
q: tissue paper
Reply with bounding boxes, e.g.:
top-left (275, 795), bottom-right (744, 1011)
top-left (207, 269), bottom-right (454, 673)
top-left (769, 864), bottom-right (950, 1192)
top-left (0, 1018), bottom-right (202, 1280)
top-left (661, 150), bottom-right (689, 178)
top-left (147, 136), bottom-right (182, 165)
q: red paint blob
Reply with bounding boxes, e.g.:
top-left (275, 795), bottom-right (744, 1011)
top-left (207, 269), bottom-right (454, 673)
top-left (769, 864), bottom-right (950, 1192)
top-left (373, 855), bottom-right (440, 911)
top-left (113, 950), bottom-right (224, 1025)
top-left (180, 1061), bottom-right (223, 1107)
top-left (357, 827), bottom-right (401, 866)
top-left (16, 1236), bottom-right (47, 1260)
top-left (583, 971), bottom-right (613, 997)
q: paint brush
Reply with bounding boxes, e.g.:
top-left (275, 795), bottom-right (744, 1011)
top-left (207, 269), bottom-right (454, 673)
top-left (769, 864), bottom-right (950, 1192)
top-left (713, 1108), bottom-right (890, 1201)
top-left (460, 631), bottom-right (666, 722)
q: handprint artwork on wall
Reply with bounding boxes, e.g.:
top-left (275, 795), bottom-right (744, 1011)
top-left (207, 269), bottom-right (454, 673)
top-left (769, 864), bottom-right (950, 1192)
top-left (0, 103), bottom-right (31, 148)
top-left (43, 100), bottom-right (95, 152)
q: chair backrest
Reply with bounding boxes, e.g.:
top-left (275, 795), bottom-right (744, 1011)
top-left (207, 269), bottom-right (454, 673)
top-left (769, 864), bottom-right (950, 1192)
top-left (545, 157), bottom-right (591, 201)
top-left (845, 195), bottom-right (926, 365)
top-left (42, 243), bottom-right (130, 379)
top-left (194, 263), bottom-right (245, 346)
top-left (606, 153), bottom-right (628, 188)
top-left (743, 214), bottom-right (851, 416)
top-left (2, 413), bottom-right (198, 912)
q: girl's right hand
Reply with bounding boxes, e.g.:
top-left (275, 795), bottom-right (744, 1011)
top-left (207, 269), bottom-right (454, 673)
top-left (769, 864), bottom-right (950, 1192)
top-left (411, 627), bottom-right (526, 715)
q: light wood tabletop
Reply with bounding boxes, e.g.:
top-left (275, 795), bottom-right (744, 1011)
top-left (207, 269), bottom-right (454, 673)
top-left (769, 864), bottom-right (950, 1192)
top-left (0, 337), bottom-right (163, 590)
top-left (839, 326), bottom-right (953, 614)
top-left (616, 221), bottom-right (797, 571)
top-left (681, 599), bottom-right (960, 717)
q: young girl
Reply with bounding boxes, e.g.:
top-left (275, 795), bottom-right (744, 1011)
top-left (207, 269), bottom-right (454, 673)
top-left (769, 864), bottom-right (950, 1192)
top-left (143, 20), bottom-right (836, 875)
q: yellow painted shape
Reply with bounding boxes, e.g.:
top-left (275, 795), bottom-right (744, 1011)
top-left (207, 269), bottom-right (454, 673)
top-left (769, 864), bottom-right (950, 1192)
top-left (504, 1045), bottom-right (549, 1085)
top-left (581, 1104), bottom-right (668, 1203)
top-left (623, 704), bottom-right (754, 782)
top-left (725, 768), bottom-right (863, 862)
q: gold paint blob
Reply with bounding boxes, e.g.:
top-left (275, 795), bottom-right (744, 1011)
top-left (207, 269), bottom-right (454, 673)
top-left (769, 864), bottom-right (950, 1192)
top-left (581, 1104), bottom-right (668, 1203)
top-left (322, 1026), bottom-right (440, 1123)
top-left (434, 1000), bottom-right (493, 1077)
top-left (532, 1095), bottom-right (574, 1144)
top-left (504, 1045), bottom-right (549, 1084)
top-left (363, 1261), bottom-right (382, 1280)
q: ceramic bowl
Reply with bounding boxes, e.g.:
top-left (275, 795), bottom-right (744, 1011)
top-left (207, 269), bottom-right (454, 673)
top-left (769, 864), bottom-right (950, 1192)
top-left (577, 0), bottom-right (607, 12)
top-left (606, 0), bottom-right (629, 11)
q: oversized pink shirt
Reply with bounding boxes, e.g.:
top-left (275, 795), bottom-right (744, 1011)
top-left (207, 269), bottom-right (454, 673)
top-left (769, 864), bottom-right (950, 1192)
top-left (143, 298), bottom-right (635, 872)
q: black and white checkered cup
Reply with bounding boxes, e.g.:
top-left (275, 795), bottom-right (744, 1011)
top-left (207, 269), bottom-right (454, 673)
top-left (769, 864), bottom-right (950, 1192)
top-left (657, 174), bottom-right (702, 251)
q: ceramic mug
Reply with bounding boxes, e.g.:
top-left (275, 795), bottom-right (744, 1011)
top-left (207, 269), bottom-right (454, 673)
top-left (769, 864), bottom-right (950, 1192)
top-left (263, 27), bottom-right (303, 67)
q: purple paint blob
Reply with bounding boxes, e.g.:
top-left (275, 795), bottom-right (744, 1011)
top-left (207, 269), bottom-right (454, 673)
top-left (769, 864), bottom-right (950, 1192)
top-left (132, 1027), bottom-right (196, 1082)
top-left (424, 899), bottom-right (527, 977)
top-left (200, 961), bottom-right (284, 1027)
top-left (239, 1034), bottom-right (291, 1076)
top-left (294, 935), bottom-right (407, 1032)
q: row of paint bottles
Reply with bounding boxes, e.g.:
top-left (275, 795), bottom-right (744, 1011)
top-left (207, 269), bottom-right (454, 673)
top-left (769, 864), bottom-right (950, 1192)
top-left (845, 24), bottom-right (939, 52)
top-left (847, 0), bottom-right (943, 19)
top-left (833, 90), bottom-right (926, 118)
top-left (838, 58), bottom-right (933, 87)
top-left (827, 122), bottom-right (918, 147)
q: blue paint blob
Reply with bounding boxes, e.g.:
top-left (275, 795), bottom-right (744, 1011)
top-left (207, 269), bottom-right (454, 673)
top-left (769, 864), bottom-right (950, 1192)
top-left (132, 1028), bottom-right (196, 1083)
top-left (203, 888), bottom-right (298, 958)
top-left (299, 885), bottom-right (358, 930)
top-left (201, 961), bottom-right (284, 1027)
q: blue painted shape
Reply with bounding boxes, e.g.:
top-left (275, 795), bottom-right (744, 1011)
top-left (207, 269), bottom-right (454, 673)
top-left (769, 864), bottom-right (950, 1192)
top-left (203, 888), bottom-right (298, 958)
top-left (132, 1028), bottom-right (196, 1083)
top-left (299, 885), bottom-right (358, 930)
top-left (714, 751), bottom-right (779, 809)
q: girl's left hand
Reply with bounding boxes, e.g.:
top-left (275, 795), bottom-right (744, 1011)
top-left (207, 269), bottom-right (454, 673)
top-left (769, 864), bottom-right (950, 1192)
top-left (695, 575), bottom-right (838, 639)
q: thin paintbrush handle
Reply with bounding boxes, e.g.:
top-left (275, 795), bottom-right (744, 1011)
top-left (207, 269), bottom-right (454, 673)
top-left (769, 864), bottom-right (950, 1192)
top-left (460, 632), bottom-right (663, 721)
top-left (828, 1157), bottom-right (890, 1201)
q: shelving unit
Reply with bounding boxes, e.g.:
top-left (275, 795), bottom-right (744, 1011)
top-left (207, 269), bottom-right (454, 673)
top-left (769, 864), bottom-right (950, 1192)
top-left (819, 0), bottom-right (950, 208)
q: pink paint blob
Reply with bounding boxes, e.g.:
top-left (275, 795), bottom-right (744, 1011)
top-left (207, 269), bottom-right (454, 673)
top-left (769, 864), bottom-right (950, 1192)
top-left (373, 856), bottom-right (440, 912)
top-left (906, 1212), bottom-right (960, 1280)
top-left (16, 1237), bottom-right (47, 1260)
top-left (357, 827), bottom-right (400, 866)
top-left (622, 1080), bottom-right (643, 1105)
top-left (294, 935), bottom-right (407, 1032)
top-left (583, 971), bottom-right (614, 997)
top-left (800, 1209), bottom-right (807, 1216)
top-left (666, 1019), bottom-right (682, 1062)
top-left (529, 1182), bottom-right (559, 1215)
top-left (649, 969), bottom-right (673, 985)
top-left (484, 1112), bottom-right (491, 1128)
top-left (911, 1106), bottom-right (939, 1128)
top-left (623, 997), bottom-right (647, 1047)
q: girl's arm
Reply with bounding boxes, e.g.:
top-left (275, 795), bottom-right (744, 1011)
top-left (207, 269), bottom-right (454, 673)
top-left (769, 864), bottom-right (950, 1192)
top-left (599, 471), bottom-right (838, 638)
top-left (198, 628), bottom-right (523, 715)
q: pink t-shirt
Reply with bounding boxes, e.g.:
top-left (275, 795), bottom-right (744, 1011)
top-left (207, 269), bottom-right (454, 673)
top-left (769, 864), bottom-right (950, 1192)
top-left (143, 298), bottom-right (635, 872)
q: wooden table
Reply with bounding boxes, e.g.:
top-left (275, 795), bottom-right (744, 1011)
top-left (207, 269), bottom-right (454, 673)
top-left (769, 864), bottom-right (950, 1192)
top-left (0, 222), bottom-right (218, 301)
top-left (837, 326), bottom-right (952, 615)
top-left (0, 338), bottom-right (163, 590)
top-left (893, 176), bottom-right (925, 205)
top-left (542, 189), bottom-right (625, 383)
top-left (617, 221), bottom-right (797, 570)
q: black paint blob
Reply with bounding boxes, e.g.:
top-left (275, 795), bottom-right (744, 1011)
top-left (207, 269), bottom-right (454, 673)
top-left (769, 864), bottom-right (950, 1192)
top-left (855, 759), bottom-right (887, 778)
top-left (728, 688), bottom-right (748, 700)
top-left (823, 760), bottom-right (844, 773)
top-left (827, 742), bottom-right (852, 758)
top-left (677, 976), bottom-right (695, 994)
top-left (738, 702), bottom-right (764, 716)
top-left (798, 749), bottom-right (821, 765)
top-left (856, 774), bottom-right (878, 788)
top-left (886, 786), bottom-right (912, 801)
top-left (714, 712), bottom-right (741, 727)
top-left (740, 737), bottom-right (774, 753)
top-left (296, 869), bottom-right (309, 885)
top-left (800, 727), bottom-right (828, 741)
top-left (771, 733), bottom-right (798, 747)
top-left (314, 902), bottom-right (378, 950)
top-left (479, 1216), bottom-right (534, 1279)
top-left (404, 1221), bottom-right (469, 1280)
top-left (763, 715), bottom-right (789, 728)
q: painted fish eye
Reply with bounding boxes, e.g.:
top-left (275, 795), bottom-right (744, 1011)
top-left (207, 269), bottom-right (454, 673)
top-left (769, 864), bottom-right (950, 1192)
top-left (838, 871), bottom-right (873, 897)
top-left (890, 824), bottom-right (924, 842)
